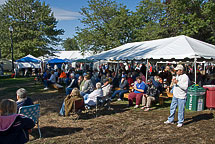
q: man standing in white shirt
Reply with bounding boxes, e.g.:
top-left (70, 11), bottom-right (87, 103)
top-left (164, 65), bottom-right (189, 127)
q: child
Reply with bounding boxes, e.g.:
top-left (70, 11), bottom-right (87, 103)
top-left (0, 99), bottom-right (35, 144)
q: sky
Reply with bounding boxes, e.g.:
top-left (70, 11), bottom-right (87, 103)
top-left (41, 0), bottom-right (141, 40)
top-left (0, 0), bottom-right (142, 40)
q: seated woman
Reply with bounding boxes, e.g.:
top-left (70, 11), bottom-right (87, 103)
top-left (84, 82), bottom-right (103, 106)
top-left (80, 75), bottom-right (94, 96)
top-left (128, 76), bottom-right (146, 108)
top-left (0, 99), bottom-right (35, 144)
top-left (59, 88), bottom-right (84, 116)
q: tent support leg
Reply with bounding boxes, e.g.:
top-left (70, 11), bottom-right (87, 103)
top-left (194, 57), bottom-right (197, 84)
top-left (146, 59), bottom-right (149, 82)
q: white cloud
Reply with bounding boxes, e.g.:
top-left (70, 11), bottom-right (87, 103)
top-left (0, 0), bottom-right (6, 5)
top-left (52, 7), bottom-right (81, 21)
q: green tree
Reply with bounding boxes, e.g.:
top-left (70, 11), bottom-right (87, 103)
top-left (0, 0), bottom-right (64, 59)
top-left (133, 0), bottom-right (166, 41)
top-left (76, 0), bottom-right (135, 53)
top-left (63, 38), bottom-right (79, 51)
top-left (161, 0), bottom-right (215, 44)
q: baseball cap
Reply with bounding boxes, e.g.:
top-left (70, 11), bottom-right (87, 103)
top-left (175, 64), bottom-right (184, 71)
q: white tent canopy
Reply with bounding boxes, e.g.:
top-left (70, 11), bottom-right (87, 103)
top-left (39, 51), bottom-right (93, 61)
top-left (87, 35), bottom-right (215, 60)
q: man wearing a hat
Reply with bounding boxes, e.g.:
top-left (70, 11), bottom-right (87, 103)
top-left (164, 64), bottom-right (189, 127)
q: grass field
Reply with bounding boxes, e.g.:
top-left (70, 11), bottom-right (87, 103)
top-left (0, 77), bottom-right (215, 144)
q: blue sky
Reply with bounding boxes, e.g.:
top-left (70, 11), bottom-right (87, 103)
top-left (41, 0), bottom-right (142, 40)
top-left (0, 0), bottom-right (142, 40)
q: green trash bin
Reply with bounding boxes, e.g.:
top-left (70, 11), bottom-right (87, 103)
top-left (186, 84), bottom-right (206, 111)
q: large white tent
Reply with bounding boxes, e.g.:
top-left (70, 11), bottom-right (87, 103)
top-left (87, 35), bottom-right (215, 60)
top-left (87, 35), bottom-right (215, 83)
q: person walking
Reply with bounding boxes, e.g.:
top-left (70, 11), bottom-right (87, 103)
top-left (164, 65), bottom-right (189, 127)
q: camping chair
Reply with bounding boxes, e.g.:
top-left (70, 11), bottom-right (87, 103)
top-left (95, 95), bottom-right (111, 117)
top-left (70, 98), bottom-right (85, 121)
top-left (18, 104), bottom-right (41, 138)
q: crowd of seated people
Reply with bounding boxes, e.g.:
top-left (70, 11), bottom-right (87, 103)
top-left (39, 62), bottom-right (215, 114)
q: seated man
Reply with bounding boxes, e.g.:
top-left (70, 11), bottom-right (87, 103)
top-left (128, 76), bottom-right (146, 108)
top-left (84, 82), bottom-right (103, 106)
top-left (16, 88), bottom-right (33, 112)
top-left (111, 75), bottom-right (129, 101)
top-left (65, 73), bottom-right (78, 95)
top-left (44, 70), bottom-right (56, 90)
top-left (141, 79), bottom-right (159, 111)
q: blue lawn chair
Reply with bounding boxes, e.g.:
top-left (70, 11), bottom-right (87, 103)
top-left (18, 104), bottom-right (41, 138)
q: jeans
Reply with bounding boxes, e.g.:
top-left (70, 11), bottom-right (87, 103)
top-left (65, 78), bottom-right (70, 86)
top-left (111, 89), bottom-right (129, 100)
top-left (80, 91), bottom-right (87, 97)
top-left (168, 96), bottom-right (186, 124)
top-left (84, 94), bottom-right (89, 100)
top-left (66, 87), bottom-right (73, 95)
top-left (59, 102), bottom-right (65, 116)
top-left (44, 80), bottom-right (54, 87)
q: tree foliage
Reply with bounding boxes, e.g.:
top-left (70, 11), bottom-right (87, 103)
top-left (62, 38), bottom-right (79, 51)
top-left (75, 0), bottom-right (135, 53)
top-left (0, 0), bottom-right (64, 59)
top-left (133, 0), bottom-right (166, 41)
top-left (161, 0), bottom-right (215, 44)
top-left (75, 0), bottom-right (215, 53)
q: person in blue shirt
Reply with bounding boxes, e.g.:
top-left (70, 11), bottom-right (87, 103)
top-left (128, 76), bottom-right (146, 108)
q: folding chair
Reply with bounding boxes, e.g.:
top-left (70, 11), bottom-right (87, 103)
top-left (96, 95), bottom-right (111, 117)
top-left (18, 104), bottom-right (41, 138)
top-left (71, 98), bottom-right (85, 121)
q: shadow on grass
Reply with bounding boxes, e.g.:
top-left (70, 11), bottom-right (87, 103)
top-left (31, 126), bottom-right (83, 139)
top-left (183, 113), bottom-right (214, 125)
top-left (78, 103), bottom-right (130, 120)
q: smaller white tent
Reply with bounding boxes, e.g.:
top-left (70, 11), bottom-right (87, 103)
top-left (39, 51), bottom-right (93, 62)
top-left (15, 54), bottom-right (41, 69)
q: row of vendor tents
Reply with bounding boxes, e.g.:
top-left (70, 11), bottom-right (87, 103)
top-left (3, 35), bottom-right (215, 71)
top-left (14, 51), bottom-right (93, 70)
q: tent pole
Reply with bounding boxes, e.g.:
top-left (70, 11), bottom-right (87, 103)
top-left (156, 62), bottom-right (158, 72)
top-left (203, 62), bottom-right (206, 74)
top-left (146, 59), bottom-right (148, 82)
top-left (194, 57), bottom-right (197, 84)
